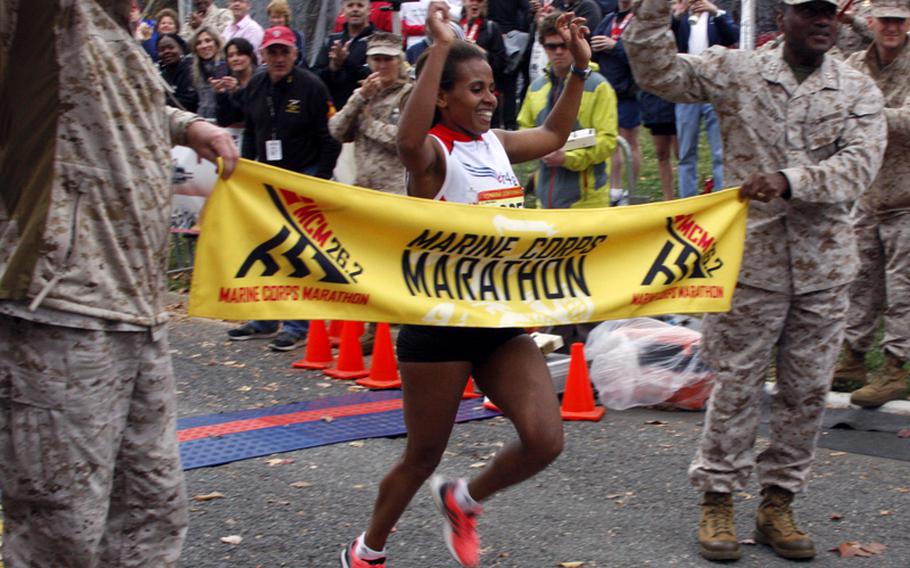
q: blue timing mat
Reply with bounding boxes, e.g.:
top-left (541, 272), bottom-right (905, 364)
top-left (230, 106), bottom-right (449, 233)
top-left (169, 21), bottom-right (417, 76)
top-left (178, 391), bottom-right (501, 470)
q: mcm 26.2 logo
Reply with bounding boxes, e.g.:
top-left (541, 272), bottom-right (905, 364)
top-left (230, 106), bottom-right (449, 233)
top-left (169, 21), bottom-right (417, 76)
top-left (235, 185), bottom-right (363, 283)
top-left (641, 214), bottom-right (723, 286)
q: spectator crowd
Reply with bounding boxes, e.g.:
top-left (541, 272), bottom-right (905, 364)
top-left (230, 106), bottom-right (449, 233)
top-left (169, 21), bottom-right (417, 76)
top-left (138, 0), bottom-right (837, 211)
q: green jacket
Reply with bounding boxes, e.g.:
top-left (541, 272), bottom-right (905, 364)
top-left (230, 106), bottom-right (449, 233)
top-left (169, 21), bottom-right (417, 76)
top-left (517, 63), bottom-right (618, 208)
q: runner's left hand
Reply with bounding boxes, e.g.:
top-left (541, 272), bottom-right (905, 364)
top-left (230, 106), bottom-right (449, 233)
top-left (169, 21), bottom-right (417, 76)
top-left (555, 12), bottom-right (591, 70)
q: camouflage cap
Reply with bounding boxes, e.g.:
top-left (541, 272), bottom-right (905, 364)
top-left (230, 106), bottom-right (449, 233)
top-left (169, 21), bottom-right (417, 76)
top-left (366, 32), bottom-right (404, 56)
top-left (871, 0), bottom-right (910, 18)
top-left (782, 0), bottom-right (839, 5)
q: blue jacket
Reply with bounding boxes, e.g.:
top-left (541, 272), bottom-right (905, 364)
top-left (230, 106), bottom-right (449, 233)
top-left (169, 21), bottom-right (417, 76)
top-left (671, 11), bottom-right (739, 53)
top-left (591, 11), bottom-right (635, 99)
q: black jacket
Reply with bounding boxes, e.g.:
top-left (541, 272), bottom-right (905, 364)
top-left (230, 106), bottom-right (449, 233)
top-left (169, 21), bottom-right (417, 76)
top-left (159, 56), bottom-right (198, 113)
top-left (462, 17), bottom-right (508, 77)
top-left (240, 67), bottom-right (341, 179)
top-left (312, 24), bottom-right (375, 109)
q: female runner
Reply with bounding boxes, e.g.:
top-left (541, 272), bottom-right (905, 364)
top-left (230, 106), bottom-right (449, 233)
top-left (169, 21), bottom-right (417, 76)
top-left (341, 4), bottom-right (591, 567)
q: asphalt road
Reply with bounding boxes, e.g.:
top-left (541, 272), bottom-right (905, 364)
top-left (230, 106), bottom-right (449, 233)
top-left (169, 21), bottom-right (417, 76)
top-left (170, 312), bottom-right (910, 568)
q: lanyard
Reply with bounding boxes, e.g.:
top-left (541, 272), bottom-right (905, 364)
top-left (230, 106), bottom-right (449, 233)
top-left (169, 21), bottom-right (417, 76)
top-left (610, 12), bottom-right (633, 41)
top-left (463, 18), bottom-right (481, 43)
top-left (266, 87), bottom-right (280, 140)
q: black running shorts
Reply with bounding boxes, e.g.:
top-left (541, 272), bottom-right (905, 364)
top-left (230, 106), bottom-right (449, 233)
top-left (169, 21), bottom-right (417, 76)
top-left (396, 325), bottom-right (525, 364)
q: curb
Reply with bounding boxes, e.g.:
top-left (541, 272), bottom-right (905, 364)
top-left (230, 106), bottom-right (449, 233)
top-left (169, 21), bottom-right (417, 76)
top-left (763, 383), bottom-right (910, 417)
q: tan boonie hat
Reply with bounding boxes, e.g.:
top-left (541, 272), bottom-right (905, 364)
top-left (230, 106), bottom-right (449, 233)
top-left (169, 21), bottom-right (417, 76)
top-left (366, 32), bottom-right (403, 57)
top-left (871, 0), bottom-right (910, 18)
top-left (782, 0), bottom-right (839, 5)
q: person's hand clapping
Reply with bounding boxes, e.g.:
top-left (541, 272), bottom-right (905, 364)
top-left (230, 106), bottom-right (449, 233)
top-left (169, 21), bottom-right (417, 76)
top-left (426, 1), bottom-right (456, 47)
top-left (188, 10), bottom-right (204, 29)
top-left (359, 72), bottom-right (383, 100)
top-left (739, 172), bottom-right (789, 203)
top-left (556, 12), bottom-right (591, 70)
top-left (328, 39), bottom-right (350, 71)
top-left (690, 0), bottom-right (718, 16)
top-left (590, 35), bottom-right (617, 52)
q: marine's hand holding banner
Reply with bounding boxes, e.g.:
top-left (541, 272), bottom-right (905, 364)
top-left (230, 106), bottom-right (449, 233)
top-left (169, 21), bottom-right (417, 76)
top-left (189, 159), bottom-right (748, 327)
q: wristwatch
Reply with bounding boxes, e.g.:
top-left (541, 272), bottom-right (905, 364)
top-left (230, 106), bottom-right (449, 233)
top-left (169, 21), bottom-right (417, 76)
top-left (569, 64), bottom-right (591, 80)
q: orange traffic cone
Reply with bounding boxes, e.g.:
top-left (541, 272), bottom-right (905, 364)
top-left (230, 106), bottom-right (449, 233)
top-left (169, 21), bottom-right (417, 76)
top-left (325, 321), bottom-right (369, 380)
top-left (462, 377), bottom-right (482, 399)
top-left (328, 320), bottom-right (344, 347)
top-left (560, 342), bottom-right (605, 421)
top-left (356, 323), bottom-right (401, 389)
top-left (291, 320), bottom-right (334, 370)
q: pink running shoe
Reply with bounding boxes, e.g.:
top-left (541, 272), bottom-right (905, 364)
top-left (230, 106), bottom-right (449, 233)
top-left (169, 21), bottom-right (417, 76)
top-left (430, 476), bottom-right (483, 567)
top-left (340, 537), bottom-right (386, 568)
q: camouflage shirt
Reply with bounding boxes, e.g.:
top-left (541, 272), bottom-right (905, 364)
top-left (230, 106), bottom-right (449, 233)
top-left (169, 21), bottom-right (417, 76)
top-left (625, 0), bottom-right (887, 295)
top-left (328, 78), bottom-right (413, 195)
top-left (836, 0), bottom-right (875, 57)
top-left (0, 0), bottom-right (201, 327)
top-left (846, 39), bottom-right (910, 214)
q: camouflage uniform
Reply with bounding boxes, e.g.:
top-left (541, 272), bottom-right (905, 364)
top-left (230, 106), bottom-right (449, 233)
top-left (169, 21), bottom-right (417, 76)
top-left (844, 34), bottom-right (910, 361)
top-left (328, 77), bottom-right (414, 195)
top-left (625, 0), bottom-right (887, 493)
top-left (837, 0), bottom-right (875, 57)
top-left (180, 2), bottom-right (235, 42)
top-left (0, 1), bottom-right (201, 565)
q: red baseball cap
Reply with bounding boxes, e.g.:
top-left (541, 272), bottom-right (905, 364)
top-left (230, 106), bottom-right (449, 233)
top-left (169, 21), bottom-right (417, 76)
top-left (261, 26), bottom-right (296, 50)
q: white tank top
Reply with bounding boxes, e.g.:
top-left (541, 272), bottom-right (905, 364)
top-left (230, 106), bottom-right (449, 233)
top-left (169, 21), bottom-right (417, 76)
top-left (428, 124), bottom-right (523, 208)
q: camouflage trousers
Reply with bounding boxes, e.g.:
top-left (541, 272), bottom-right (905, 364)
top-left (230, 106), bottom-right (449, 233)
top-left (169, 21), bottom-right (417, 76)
top-left (844, 210), bottom-right (910, 362)
top-left (689, 284), bottom-right (847, 494)
top-left (0, 315), bottom-right (187, 568)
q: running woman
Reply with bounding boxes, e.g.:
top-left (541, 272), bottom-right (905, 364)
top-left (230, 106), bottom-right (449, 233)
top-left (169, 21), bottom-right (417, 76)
top-left (340, 3), bottom-right (591, 567)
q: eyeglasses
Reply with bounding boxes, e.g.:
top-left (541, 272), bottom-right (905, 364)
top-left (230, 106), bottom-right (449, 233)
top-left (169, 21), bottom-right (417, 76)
top-left (543, 42), bottom-right (568, 51)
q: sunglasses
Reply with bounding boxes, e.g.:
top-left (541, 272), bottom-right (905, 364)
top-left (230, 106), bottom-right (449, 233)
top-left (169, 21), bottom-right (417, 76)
top-left (543, 42), bottom-right (568, 51)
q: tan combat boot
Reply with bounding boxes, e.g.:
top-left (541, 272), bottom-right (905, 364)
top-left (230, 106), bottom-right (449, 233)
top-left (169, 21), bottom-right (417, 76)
top-left (754, 486), bottom-right (815, 559)
top-left (850, 354), bottom-right (909, 408)
top-left (698, 492), bottom-right (741, 561)
top-left (831, 344), bottom-right (867, 392)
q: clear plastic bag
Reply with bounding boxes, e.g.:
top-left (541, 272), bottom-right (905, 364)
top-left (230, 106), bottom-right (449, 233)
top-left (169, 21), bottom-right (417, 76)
top-left (585, 318), bottom-right (714, 411)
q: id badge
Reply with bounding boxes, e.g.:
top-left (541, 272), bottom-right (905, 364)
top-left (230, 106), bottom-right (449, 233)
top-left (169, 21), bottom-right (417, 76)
top-left (266, 139), bottom-right (283, 161)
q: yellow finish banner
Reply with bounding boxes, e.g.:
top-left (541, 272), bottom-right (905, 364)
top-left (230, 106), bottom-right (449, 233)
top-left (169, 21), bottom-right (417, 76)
top-left (189, 159), bottom-right (748, 327)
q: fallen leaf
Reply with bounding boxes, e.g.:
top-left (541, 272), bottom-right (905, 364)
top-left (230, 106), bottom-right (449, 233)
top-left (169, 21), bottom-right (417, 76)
top-left (832, 541), bottom-right (886, 558)
top-left (897, 428), bottom-right (910, 438)
top-left (192, 491), bottom-right (225, 502)
top-left (352, 484), bottom-right (366, 489)
top-left (736, 492), bottom-right (754, 501)
top-left (469, 462), bottom-right (487, 469)
top-left (879, 510), bottom-right (891, 516)
top-left (222, 360), bottom-right (237, 366)
top-left (289, 481), bottom-right (312, 489)
top-left (237, 385), bottom-right (253, 392)
top-left (349, 441), bottom-right (365, 447)
top-left (829, 512), bottom-right (843, 521)
top-left (557, 562), bottom-right (584, 568)
top-left (860, 542), bottom-right (886, 555)
top-left (896, 487), bottom-right (910, 493)
top-left (317, 382), bottom-right (333, 388)
top-left (265, 458), bottom-right (294, 466)
top-left (829, 451), bottom-right (848, 457)
top-left (220, 535), bottom-right (242, 545)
